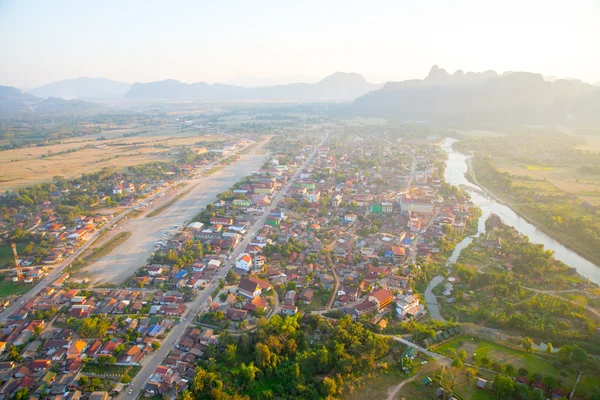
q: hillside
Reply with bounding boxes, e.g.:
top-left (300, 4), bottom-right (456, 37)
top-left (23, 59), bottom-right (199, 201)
top-left (0, 85), bottom-right (99, 117)
top-left (351, 66), bottom-right (600, 127)
top-left (30, 77), bottom-right (131, 100)
top-left (125, 72), bottom-right (382, 101)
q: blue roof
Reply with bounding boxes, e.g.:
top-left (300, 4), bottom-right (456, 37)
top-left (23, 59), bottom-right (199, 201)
top-left (148, 324), bottom-right (162, 336)
top-left (173, 270), bottom-right (188, 279)
top-left (402, 238), bottom-right (413, 245)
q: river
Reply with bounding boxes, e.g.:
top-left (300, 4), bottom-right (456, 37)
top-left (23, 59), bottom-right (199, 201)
top-left (442, 137), bottom-right (600, 285)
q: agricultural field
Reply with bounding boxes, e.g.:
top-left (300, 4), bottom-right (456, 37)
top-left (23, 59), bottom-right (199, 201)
top-left (0, 124), bottom-right (218, 191)
top-left (495, 158), bottom-right (600, 207)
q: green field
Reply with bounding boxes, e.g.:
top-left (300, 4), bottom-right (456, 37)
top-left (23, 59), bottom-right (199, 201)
top-left (0, 244), bottom-right (24, 268)
top-left (0, 280), bottom-right (31, 299)
top-left (437, 336), bottom-right (560, 376)
top-left (435, 335), bottom-right (599, 396)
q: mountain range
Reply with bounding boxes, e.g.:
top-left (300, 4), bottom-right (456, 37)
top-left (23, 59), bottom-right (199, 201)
top-left (0, 86), bottom-right (98, 117)
top-left (351, 65), bottom-right (600, 127)
top-left (124, 72), bottom-right (382, 101)
top-left (30, 77), bottom-right (131, 100)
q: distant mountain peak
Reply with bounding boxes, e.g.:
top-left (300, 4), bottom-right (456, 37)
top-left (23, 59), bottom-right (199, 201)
top-left (30, 77), bottom-right (131, 100)
top-left (125, 72), bottom-right (381, 101)
top-left (425, 65), bottom-right (451, 82)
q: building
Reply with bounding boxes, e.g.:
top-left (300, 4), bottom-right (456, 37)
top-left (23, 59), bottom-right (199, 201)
top-left (331, 194), bottom-right (343, 207)
top-left (233, 199), bottom-right (252, 207)
top-left (281, 304), bottom-right (298, 316)
top-left (382, 202), bottom-right (393, 213)
top-left (368, 288), bottom-right (393, 311)
top-left (305, 191), bottom-right (321, 203)
top-left (236, 254), bottom-right (253, 271)
top-left (237, 278), bottom-right (261, 299)
top-left (400, 195), bottom-right (434, 215)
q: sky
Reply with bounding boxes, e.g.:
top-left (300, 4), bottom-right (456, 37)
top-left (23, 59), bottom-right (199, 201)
top-left (1, 0), bottom-right (599, 89)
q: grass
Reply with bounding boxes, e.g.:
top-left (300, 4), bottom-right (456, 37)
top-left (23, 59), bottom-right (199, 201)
top-left (0, 126), bottom-right (217, 191)
top-left (0, 244), bottom-right (24, 268)
top-left (0, 280), bottom-right (32, 299)
top-left (346, 371), bottom-right (407, 400)
top-left (297, 289), bottom-right (331, 312)
top-left (85, 231), bottom-right (132, 263)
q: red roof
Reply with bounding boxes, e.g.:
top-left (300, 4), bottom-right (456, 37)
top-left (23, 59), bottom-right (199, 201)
top-left (369, 288), bottom-right (392, 304)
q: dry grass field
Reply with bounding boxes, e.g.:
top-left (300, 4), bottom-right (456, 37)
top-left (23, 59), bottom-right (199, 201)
top-left (0, 124), bottom-right (218, 191)
top-left (495, 158), bottom-right (600, 206)
top-left (575, 134), bottom-right (600, 153)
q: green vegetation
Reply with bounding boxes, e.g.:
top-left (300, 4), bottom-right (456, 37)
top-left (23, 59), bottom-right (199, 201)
top-left (456, 133), bottom-right (600, 266)
top-left (0, 280), bottom-right (31, 298)
top-left (182, 314), bottom-right (394, 399)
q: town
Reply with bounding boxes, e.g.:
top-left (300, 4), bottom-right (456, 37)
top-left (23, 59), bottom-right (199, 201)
top-left (0, 127), bottom-right (599, 400)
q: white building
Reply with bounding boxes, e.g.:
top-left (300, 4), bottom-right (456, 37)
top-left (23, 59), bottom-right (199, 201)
top-left (236, 254), bottom-right (253, 271)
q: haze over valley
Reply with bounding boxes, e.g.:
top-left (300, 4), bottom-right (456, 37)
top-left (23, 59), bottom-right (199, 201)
top-left (2, 2), bottom-right (600, 400)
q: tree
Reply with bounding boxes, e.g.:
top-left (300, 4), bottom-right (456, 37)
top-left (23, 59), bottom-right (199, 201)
top-left (572, 348), bottom-right (587, 363)
top-left (8, 345), bottom-right (20, 361)
top-left (505, 364), bottom-right (514, 375)
top-left (493, 374), bottom-right (515, 399)
top-left (14, 388), bottom-right (29, 400)
top-left (121, 375), bottom-right (131, 384)
top-left (543, 375), bottom-right (557, 390)
top-left (226, 270), bottom-right (240, 284)
top-left (518, 367), bottom-right (529, 377)
top-left (151, 342), bottom-right (161, 350)
top-left (224, 343), bottom-right (237, 366)
top-left (546, 343), bottom-right (553, 354)
top-left (522, 337), bottom-right (534, 353)
top-left (321, 377), bottom-right (338, 398)
top-left (532, 372), bottom-right (543, 383)
top-left (79, 376), bottom-right (89, 386)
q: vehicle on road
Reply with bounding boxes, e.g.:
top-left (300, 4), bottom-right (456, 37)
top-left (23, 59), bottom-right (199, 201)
top-left (127, 387), bottom-right (134, 395)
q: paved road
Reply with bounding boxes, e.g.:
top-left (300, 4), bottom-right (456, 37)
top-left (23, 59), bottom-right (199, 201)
top-left (120, 135), bottom-right (327, 399)
top-left (424, 275), bottom-right (445, 322)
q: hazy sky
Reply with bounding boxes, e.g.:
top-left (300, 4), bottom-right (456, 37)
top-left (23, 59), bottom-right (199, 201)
top-left (1, 0), bottom-right (599, 88)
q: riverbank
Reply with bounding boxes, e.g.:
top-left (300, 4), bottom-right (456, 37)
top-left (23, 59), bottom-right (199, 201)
top-left (465, 156), bottom-right (600, 272)
top-left (442, 137), bottom-right (600, 285)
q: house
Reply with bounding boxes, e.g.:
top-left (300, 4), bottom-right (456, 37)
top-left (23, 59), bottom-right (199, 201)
top-left (304, 191), bottom-right (321, 203)
top-left (236, 254), bottom-right (253, 271)
top-left (226, 308), bottom-right (247, 321)
top-left (344, 214), bottom-right (358, 222)
top-left (354, 300), bottom-right (378, 316)
top-left (368, 288), bottom-right (393, 311)
top-left (89, 392), bottom-right (110, 400)
top-left (147, 265), bottom-right (164, 276)
top-left (476, 378), bottom-right (488, 389)
top-left (281, 304), bottom-right (298, 316)
top-left (29, 359), bottom-right (51, 372)
top-left (237, 278), bottom-right (261, 299)
top-left (298, 288), bottom-right (314, 304)
top-left (244, 296), bottom-right (268, 313)
top-left (396, 294), bottom-right (420, 318)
